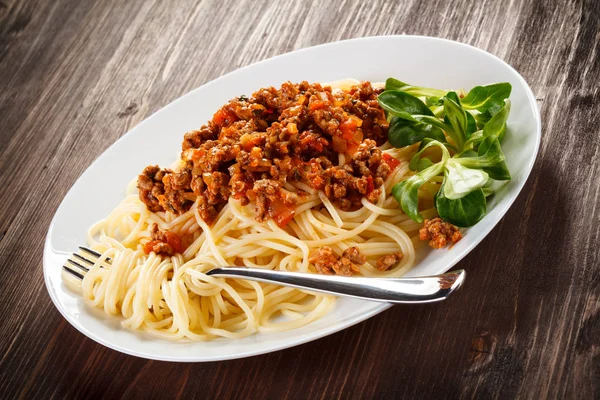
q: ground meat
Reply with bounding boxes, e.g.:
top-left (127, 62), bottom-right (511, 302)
top-left (347, 82), bottom-right (387, 144)
top-left (182, 123), bottom-right (219, 150)
top-left (332, 257), bottom-right (355, 276)
top-left (147, 242), bottom-right (173, 256)
top-left (137, 165), bottom-right (167, 213)
top-left (376, 252), bottom-right (403, 271)
top-left (137, 165), bottom-right (195, 215)
top-left (297, 131), bottom-right (329, 154)
top-left (193, 171), bottom-right (231, 224)
top-left (351, 139), bottom-right (389, 180)
top-left (309, 246), bottom-right (366, 276)
top-left (138, 81), bottom-right (393, 226)
top-left (196, 195), bottom-right (220, 225)
top-left (160, 164), bottom-right (195, 214)
top-left (309, 246), bottom-right (338, 275)
top-left (143, 223), bottom-right (184, 256)
top-left (248, 179), bottom-right (281, 222)
top-left (191, 140), bottom-right (237, 172)
top-left (306, 139), bottom-right (390, 210)
top-left (342, 246), bottom-right (367, 265)
top-left (246, 179), bottom-right (297, 225)
top-left (150, 223), bottom-right (162, 240)
top-left (419, 218), bottom-right (462, 249)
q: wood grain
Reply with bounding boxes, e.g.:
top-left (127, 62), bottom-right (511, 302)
top-left (0, 0), bottom-right (598, 398)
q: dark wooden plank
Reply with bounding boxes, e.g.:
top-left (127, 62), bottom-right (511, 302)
top-left (0, 0), bottom-right (598, 399)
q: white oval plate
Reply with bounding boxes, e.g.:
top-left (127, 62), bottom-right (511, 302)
top-left (44, 36), bottom-right (540, 362)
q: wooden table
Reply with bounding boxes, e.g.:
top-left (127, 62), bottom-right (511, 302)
top-left (1, 0), bottom-right (598, 398)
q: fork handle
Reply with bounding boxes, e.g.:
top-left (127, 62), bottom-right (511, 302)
top-left (206, 268), bottom-right (465, 304)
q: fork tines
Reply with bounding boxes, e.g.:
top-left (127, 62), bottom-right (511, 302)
top-left (62, 246), bottom-right (111, 280)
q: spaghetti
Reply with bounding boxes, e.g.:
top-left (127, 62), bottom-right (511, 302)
top-left (63, 80), bottom-right (441, 341)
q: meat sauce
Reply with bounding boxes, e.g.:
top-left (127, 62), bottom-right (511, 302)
top-left (309, 246), bottom-right (403, 276)
top-left (144, 223), bottom-right (185, 256)
top-left (137, 81), bottom-right (460, 264)
top-left (419, 218), bottom-right (462, 249)
top-left (138, 81), bottom-right (393, 228)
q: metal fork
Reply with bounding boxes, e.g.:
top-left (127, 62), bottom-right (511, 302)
top-left (64, 247), bottom-right (465, 304)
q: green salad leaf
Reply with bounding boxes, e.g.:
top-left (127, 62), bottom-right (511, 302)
top-left (385, 78), bottom-right (447, 98)
top-left (443, 92), bottom-right (467, 149)
top-left (391, 140), bottom-right (450, 223)
top-left (416, 158), bottom-right (434, 171)
top-left (461, 83), bottom-right (512, 113)
top-left (388, 116), bottom-right (445, 147)
top-left (377, 90), bottom-right (434, 119)
top-left (380, 78), bottom-right (513, 228)
top-left (454, 136), bottom-right (511, 181)
top-left (436, 186), bottom-right (487, 227)
top-left (443, 160), bottom-right (489, 200)
top-left (482, 100), bottom-right (511, 141)
top-left (466, 112), bottom-right (478, 139)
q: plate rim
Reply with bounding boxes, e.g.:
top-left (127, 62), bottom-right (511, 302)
top-left (43, 34), bottom-right (541, 362)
